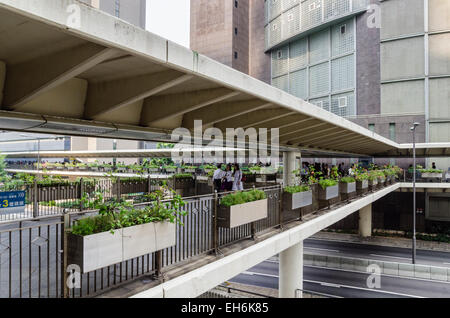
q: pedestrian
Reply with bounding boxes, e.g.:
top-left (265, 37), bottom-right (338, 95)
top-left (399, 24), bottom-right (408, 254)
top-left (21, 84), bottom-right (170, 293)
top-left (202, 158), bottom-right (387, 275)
top-left (232, 164), bottom-right (243, 191)
top-left (222, 164), bottom-right (233, 192)
top-left (213, 164), bottom-right (224, 192)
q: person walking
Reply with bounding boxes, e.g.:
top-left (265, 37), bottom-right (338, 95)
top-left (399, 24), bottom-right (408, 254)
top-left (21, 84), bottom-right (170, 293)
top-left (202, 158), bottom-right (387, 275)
top-left (222, 164), bottom-right (233, 192)
top-left (213, 164), bottom-right (224, 192)
top-left (232, 164), bottom-right (244, 191)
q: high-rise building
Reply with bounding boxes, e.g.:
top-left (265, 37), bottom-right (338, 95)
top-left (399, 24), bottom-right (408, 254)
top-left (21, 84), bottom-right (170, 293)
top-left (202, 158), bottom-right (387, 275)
top-left (81, 0), bottom-right (147, 29)
top-left (190, 0), bottom-right (450, 168)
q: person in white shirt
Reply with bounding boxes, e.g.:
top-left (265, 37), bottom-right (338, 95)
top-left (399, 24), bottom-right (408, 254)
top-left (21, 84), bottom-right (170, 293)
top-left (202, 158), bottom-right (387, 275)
top-left (213, 164), bottom-right (224, 192)
top-left (223, 164), bottom-right (233, 192)
top-left (232, 164), bottom-right (244, 191)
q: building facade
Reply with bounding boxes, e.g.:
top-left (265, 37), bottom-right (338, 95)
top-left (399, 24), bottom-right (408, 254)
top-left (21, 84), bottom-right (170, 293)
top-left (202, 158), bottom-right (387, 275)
top-left (81, 0), bottom-right (146, 29)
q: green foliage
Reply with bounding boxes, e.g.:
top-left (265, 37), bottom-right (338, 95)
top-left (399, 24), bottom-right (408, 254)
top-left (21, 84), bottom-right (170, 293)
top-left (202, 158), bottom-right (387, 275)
top-left (284, 185), bottom-right (310, 194)
top-left (220, 189), bottom-right (267, 207)
top-left (355, 173), bottom-right (369, 182)
top-left (201, 164), bottom-right (216, 171)
top-left (340, 176), bottom-right (355, 183)
top-left (318, 179), bottom-right (338, 190)
top-left (71, 185), bottom-right (186, 236)
top-left (174, 173), bottom-right (193, 179)
top-left (420, 169), bottom-right (443, 173)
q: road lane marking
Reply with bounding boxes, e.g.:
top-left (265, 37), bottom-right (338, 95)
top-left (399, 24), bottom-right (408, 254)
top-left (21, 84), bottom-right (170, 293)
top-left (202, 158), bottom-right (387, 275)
top-left (238, 271), bottom-right (423, 298)
top-left (305, 247), bottom-right (340, 253)
top-left (370, 254), bottom-right (412, 261)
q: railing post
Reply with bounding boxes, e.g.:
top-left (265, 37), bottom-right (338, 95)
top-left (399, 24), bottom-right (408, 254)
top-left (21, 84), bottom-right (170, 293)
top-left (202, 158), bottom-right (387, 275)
top-left (213, 190), bottom-right (219, 255)
top-left (251, 185), bottom-right (257, 240)
top-left (116, 177), bottom-right (121, 201)
top-left (62, 212), bottom-right (70, 298)
top-left (279, 186), bottom-right (284, 228)
top-left (79, 178), bottom-right (84, 211)
top-left (33, 179), bottom-right (39, 218)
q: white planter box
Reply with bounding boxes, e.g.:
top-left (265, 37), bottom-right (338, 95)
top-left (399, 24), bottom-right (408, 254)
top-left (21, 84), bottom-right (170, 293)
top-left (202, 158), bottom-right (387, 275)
top-left (339, 182), bottom-right (356, 194)
top-left (369, 179), bottom-right (378, 187)
top-left (218, 199), bottom-right (268, 228)
top-left (357, 180), bottom-right (369, 190)
top-left (90, 167), bottom-right (99, 171)
top-left (68, 222), bottom-right (176, 273)
top-left (421, 172), bottom-right (442, 179)
top-left (149, 168), bottom-right (159, 172)
top-left (283, 191), bottom-right (312, 211)
top-left (166, 168), bottom-right (177, 173)
top-left (378, 177), bottom-right (386, 185)
top-left (184, 169), bottom-right (196, 173)
top-left (318, 185), bottom-right (339, 200)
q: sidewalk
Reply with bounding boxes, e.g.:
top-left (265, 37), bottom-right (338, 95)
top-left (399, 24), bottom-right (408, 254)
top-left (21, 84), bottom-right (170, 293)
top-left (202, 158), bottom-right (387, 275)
top-left (312, 231), bottom-right (450, 253)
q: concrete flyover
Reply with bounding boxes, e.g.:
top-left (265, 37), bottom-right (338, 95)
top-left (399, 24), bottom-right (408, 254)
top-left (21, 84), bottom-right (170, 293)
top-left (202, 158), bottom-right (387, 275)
top-left (1, 0), bottom-right (449, 158)
top-left (130, 184), bottom-right (400, 298)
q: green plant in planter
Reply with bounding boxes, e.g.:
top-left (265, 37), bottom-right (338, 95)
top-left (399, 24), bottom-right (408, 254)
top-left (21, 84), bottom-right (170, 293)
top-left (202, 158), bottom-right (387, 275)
top-left (249, 166), bottom-right (261, 172)
top-left (182, 165), bottom-right (197, 170)
top-left (340, 176), bottom-right (356, 183)
top-left (420, 168), bottom-right (443, 173)
top-left (164, 165), bottom-right (178, 170)
top-left (71, 185), bottom-right (186, 236)
top-left (318, 179), bottom-right (338, 190)
top-left (174, 173), bottom-right (193, 179)
top-left (220, 189), bottom-right (267, 207)
top-left (284, 185), bottom-right (310, 194)
top-left (201, 164), bottom-right (216, 171)
top-left (355, 173), bottom-right (369, 181)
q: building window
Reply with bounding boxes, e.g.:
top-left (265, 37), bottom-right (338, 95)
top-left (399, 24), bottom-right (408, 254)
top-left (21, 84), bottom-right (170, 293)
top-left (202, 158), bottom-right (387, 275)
top-left (368, 124), bottom-right (375, 132)
top-left (272, 24), bottom-right (278, 31)
top-left (235, 0), bottom-right (238, 8)
top-left (114, 0), bottom-right (120, 17)
top-left (234, 51), bottom-right (238, 59)
top-left (235, 27), bottom-right (238, 35)
top-left (389, 123), bottom-right (396, 141)
top-left (340, 24), bottom-right (347, 35)
top-left (287, 14), bottom-right (294, 22)
top-left (338, 96), bottom-right (347, 108)
top-left (277, 50), bottom-right (283, 59)
top-left (309, 2), bottom-right (317, 11)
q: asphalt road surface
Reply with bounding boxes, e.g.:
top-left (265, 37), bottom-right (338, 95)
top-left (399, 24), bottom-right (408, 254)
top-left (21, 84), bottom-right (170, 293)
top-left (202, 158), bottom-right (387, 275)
top-left (230, 259), bottom-right (450, 298)
top-left (304, 238), bottom-right (450, 268)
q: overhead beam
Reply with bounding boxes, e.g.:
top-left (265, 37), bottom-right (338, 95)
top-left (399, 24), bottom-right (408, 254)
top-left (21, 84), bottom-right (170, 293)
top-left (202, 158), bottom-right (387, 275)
top-left (84, 70), bottom-right (193, 119)
top-left (287, 128), bottom-right (345, 145)
top-left (279, 123), bottom-right (328, 141)
top-left (308, 134), bottom-right (365, 148)
top-left (141, 88), bottom-right (239, 126)
top-left (215, 109), bottom-right (294, 131)
top-left (182, 99), bottom-right (272, 129)
top-left (253, 116), bottom-right (313, 131)
top-left (3, 43), bottom-right (117, 110)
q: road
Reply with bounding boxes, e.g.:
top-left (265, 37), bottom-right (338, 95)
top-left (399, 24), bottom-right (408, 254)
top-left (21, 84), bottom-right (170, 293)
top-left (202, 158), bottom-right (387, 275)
top-left (230, 259), bottom-right (450, 298)
top-left (229, 238), bottom-right (450, 298)
top-left (304, 238), bottom-right (450, 268)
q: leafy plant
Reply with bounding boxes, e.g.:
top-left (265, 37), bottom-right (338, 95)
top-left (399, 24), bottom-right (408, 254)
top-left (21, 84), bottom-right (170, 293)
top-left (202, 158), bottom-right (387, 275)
top-left (318, 179), bottom-right (338, 190)
top-left (71, 185), bottom-right (186, 236)
top-left (340, 176), bottom-right (355, 183)
top-left (220, 189), bottom-right (267, 207)
top-left (174, 173), bottom-right (193, 179)
top-left (284, 185), bottom-right (310, 194)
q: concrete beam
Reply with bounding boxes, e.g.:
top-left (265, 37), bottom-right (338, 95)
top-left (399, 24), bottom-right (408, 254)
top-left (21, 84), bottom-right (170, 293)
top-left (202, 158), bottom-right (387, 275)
top-left (288, 128), bottom-right (346, 145)
top-left (215, 109), bottom-right (294, 131)
top-left (3, 43), bottom-right (117, 110)
top-left (279, 123), bottom-right (328, 141)
top-left (253, 116), bottom-right (313, 131)
top-left (84, 71), bottom-right (193, 119)
top-left (141, 88), bottom-right (239, 126)
top-left (182, 100), bottom-right (272, 129)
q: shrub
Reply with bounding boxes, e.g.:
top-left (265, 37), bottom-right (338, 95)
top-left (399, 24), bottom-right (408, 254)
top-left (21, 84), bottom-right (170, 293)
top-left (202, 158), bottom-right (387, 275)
top-left (284, 185), bottom-right (310, 194)
top-left (71, 185), bottom-right (186, 236)
top-left (355, 173), bottom-right (369, 182)
top-left (318, 179), bottom-right (338, 190)
top-left (220, 189), bottom-right (267, 207)
top-left (340, 176), bottom-right (355, 183)
top-left (174, 173), bottom-right (193, 179)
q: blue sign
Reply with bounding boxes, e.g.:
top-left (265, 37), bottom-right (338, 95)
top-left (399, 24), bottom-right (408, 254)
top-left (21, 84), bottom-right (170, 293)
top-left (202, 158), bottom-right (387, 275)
top-left (0, 191), bottom-right (26, 214)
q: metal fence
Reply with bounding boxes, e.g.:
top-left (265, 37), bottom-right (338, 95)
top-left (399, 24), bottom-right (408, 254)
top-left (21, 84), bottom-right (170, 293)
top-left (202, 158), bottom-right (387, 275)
top-left (0, 185), bottom-right (283, 298)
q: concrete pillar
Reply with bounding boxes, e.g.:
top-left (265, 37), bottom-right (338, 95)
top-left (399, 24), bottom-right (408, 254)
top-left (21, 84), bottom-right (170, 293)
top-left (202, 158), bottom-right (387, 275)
top-left (359, 203), bottom-right (372, 237)
top-left (283, 152), bottom-right (301, 187)
top-left (279, 241), bottom-right (303, 298)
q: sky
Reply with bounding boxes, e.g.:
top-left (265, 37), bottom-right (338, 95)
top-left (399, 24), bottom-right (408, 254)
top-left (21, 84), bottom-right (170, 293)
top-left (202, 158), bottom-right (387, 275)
top-left (146, 0), bottom-right (191, 48)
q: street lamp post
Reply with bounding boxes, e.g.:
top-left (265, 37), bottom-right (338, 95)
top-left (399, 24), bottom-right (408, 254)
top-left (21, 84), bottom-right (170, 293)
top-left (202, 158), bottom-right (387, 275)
top-left (410, 122), bottom-right (420, 265)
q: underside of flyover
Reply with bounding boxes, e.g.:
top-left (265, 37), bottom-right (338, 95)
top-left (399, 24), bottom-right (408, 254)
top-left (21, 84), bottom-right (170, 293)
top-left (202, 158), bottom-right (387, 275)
top-left (0, 0), bottom-right (412, 159)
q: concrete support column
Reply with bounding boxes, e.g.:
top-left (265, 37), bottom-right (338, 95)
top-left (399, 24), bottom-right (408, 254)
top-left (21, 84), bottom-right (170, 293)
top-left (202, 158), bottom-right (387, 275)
top-left (279, 241), bottom-right (303, 298)
top-left (283, 151), bottom-right (301, 187)
top-left (359, 203), bottom-right (372, 237)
